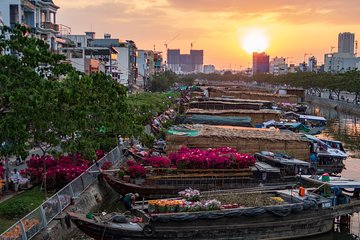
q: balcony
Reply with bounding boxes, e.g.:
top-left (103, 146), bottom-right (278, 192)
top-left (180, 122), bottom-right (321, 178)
top-left (40, 22), bottom-right (59, 32)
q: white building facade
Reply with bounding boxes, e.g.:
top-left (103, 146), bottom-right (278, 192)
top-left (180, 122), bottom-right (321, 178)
top-left (324, 52), bottom-right (360, 73)
top-left (269, 57), bottom-right (288, 75)
top-left (0, 0), bottom-right (61, 50)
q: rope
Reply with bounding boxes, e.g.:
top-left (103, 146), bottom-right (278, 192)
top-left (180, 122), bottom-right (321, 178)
top-left (101, 221), bottom-right (107, 240)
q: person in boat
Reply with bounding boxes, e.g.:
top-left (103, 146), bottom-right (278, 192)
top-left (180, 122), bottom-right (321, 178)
top-left (121, 193), bottom-right (139, 211)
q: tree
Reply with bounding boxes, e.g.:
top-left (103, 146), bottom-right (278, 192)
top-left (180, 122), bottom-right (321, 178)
top-left (148, 71), bottom-right (178, 92)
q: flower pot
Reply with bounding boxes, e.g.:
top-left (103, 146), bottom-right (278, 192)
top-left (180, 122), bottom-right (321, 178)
top-left (134, 178), bottom-right (145, 185)
top-left (123, 175), bottom-right (131, 182)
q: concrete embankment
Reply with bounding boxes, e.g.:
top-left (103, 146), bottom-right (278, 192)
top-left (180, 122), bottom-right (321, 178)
top-left (33, 179), bottom-right (119, 240)
top-left (306, 95), bottom-right (360, 116)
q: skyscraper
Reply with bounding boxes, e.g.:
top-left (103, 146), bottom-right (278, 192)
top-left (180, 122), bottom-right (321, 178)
top-left (253, 52), bottom-right (270, 74)
top-left (338, 32), bottom-right (355, 56)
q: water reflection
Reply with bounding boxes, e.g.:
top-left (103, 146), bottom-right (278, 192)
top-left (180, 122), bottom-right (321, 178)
top-left (307, 103), bottom-right (360, 240)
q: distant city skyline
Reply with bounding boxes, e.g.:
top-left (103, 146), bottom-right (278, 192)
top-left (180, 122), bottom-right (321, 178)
top-left (56, 0), bottom-right (360, 68)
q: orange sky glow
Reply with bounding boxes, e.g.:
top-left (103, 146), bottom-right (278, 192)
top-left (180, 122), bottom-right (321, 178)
top-left (56, 0), bottom-right (360, 69)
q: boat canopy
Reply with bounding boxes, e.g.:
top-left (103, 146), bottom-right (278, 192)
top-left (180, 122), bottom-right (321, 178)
top-left (299, 115), bottom-right (327, 122)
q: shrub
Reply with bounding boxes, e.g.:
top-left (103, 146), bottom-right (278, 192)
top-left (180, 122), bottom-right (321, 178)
top-left (128, 165), bottom-right (146, 178)
top-left (22, 154), bottom-right (90, 191)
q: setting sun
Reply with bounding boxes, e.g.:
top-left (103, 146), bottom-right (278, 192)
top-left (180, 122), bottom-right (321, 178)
top-left (241, 29), bottom-right (269, 54)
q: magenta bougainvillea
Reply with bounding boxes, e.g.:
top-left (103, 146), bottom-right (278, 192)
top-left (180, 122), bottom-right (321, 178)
top-left (21, 154), bottom-right (89, 190)
top-left (168, 146), bottom-right (256, 169)
top-left (142, 156), bottom-right (171, 168)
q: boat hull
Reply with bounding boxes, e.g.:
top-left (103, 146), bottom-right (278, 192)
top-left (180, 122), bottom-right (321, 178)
top-left (69, 210), bottom-right (334, 240)
top-left (102, 173), bottom-right (296, 198)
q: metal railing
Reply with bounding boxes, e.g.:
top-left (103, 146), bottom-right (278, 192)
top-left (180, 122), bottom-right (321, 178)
top-left (0, 145), bottom-right (125, 240)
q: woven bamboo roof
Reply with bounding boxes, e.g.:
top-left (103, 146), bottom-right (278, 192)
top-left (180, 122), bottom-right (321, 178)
top-left (186, 109), bottom-right (281, 115)
top-left (174, 124), bottom-right (308, 142)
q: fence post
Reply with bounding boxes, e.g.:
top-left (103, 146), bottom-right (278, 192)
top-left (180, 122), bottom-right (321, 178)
top-left (56, 193), bottom-right (63, 213)
top-left (69, 184), bottom-right (75, 198)
top-left (40, 205), bottom-right (48, 229)
top-left (19, 221), bottom-right (27, 240)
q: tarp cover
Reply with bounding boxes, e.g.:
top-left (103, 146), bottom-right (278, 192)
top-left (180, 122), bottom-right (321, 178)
top-left (167, 126), bottom-right (200, 136)
top-left (151, 197), bottom-right (318, 222)
top-left (176, 115), bottom-right (253, 127)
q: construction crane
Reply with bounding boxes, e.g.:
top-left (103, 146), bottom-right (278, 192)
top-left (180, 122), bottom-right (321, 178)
top-left (304, 53), bottom-right (312, 63)
top-left (164, 33), bottom-right (180, 51)
top-left (191, 42), bottom-right (196, 50)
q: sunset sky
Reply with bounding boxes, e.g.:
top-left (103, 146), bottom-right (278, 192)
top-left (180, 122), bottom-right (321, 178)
top-left (56, 0), bottom-right (360, 69)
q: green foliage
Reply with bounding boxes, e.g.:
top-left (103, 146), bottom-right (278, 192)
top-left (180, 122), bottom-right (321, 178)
top-left (148, 71), bottom-right (178, 92)
top-left (0, 186), bottom-right (45, 220)
top-left (139, 133), bottom-right (155, 148)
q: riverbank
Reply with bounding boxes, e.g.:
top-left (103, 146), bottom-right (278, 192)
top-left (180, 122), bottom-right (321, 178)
top-left (306, 95), bottom-right (360, 117)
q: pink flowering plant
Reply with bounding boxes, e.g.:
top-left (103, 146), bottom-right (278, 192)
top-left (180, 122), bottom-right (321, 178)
top-left (169, 146), bottom-right (256, 170)
top-left (22, 154), bottom-right (90, 190)
top-left (178, 188), bottom-right (201, 201)
top-left (128, 165), bottom-right (147, 178)
top-left (142, 156), bottom-right (171, 168)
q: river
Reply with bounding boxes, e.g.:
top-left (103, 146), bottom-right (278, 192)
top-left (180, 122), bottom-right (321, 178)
top-left (306, 102), bottom-right (360, 240)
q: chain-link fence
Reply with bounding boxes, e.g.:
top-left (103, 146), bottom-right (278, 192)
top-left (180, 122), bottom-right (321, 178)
top-left (0, 145), bottom-right (125, 240)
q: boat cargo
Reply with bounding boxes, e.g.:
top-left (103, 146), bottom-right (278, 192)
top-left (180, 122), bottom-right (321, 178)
top-left (188, 101), bottom-right (263, 110)
top-left (67, 188), bottom-right (360, 240)
top-left (186, 109), bottom-right (281, 124)
top-left (208, 88), bottom-right (298, 104)
top-left (166, 125), bottom-right (310, 160)
top-left (191, 97), bottom-right (274, 109)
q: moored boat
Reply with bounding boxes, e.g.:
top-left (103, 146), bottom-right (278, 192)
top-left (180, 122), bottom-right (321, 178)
top-left (102, 146), bottom-right (298, 198)
top-left (68, 188), bottom-right (360, 240)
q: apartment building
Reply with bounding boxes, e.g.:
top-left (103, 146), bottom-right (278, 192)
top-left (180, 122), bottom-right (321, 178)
top-left (0, 0), bottom-right (62, 50)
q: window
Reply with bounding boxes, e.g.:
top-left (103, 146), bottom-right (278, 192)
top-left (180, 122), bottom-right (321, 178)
top-left (10, 5), bottom-right (19, 27)
top-left (71, 49), bottom-right (83, 59)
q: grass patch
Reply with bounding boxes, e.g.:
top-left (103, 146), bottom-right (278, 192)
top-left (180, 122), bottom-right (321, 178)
top-left (0, 186), bottom-right (46, 233)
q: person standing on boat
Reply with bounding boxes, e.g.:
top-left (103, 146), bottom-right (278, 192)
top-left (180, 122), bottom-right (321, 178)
top-left (122, 193), bottom-right (139, 211)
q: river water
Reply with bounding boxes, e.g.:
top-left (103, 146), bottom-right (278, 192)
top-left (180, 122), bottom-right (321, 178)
top-left (306, 102), bottom-right (360, 240)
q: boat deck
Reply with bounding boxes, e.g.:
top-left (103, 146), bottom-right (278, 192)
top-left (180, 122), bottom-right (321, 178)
top-left (301, 175), bottom-right (360, 188)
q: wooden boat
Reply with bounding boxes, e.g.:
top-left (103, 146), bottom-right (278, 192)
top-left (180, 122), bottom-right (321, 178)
top-left (102, 162), bottom-right (297, 198)
top-left (304, 134), bottom-right (347, 174)
top-left (67, 189), bottom-right (360, 240)
top-left (254, 151), bottom-right (312, 175)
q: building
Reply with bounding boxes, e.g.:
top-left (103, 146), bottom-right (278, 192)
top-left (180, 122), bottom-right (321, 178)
top-left (167, 49), bottom-right (181, 73)
top-left (338, 32), bottom-right (355, 56)
top-left (154, 51), bottom-right (163, 73)
top-left (308, 56), bottom-right (317, 72)
top-left (60, 47), bottom-right (119, 78)
top-left (0, 0), bottom-right (62, 50)
top-left (88, 34), bottom-right (137, 87)
top-left (137, 50), bottom-right (149, 88)
top-left (253, 52), bottom-right (269, 74)
top-left (191, 50), bottom-right (204, 73)
top-left (0, 11), bottom-right (4, 26)
top-left (269, 57), bottom-right (287, 75)
top-left (167, 48), bottom-right (204, 73)
top-left (324, 52), bottom-right (360, 73)
top-left (203, 65), bottom-right (215, 74)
